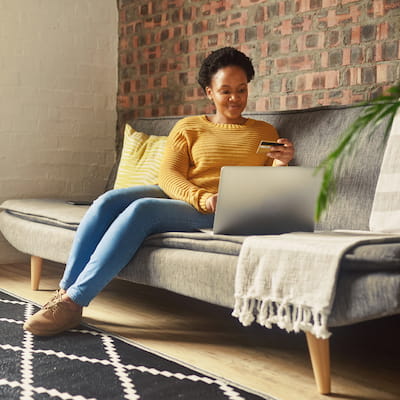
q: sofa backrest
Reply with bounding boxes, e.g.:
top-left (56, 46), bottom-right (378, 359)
top-left (128, 105), bottom-right (388, 232)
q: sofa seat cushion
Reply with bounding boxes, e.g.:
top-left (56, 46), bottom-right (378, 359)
top-left (147, 232), bottom-right (400, 271)
top-left (0, 199), bottom-right (88, 230)
top-left (144, 232), bottom-right (245, 256)
top-left (0, 199), bottom-right (245, 257)
top-left (1, 199), bottom-right (400, 267)
top-left (344, 242), bottom-right (400, 271)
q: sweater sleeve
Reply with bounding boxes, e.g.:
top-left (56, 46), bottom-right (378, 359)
top-left (158, 124), bottom-right (213, 213)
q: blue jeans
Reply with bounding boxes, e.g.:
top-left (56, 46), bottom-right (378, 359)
top-left (60, 185), bottom-right (214, 306)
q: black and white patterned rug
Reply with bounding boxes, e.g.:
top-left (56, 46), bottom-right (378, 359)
top-left (0, 289), bottom-right (275, 400)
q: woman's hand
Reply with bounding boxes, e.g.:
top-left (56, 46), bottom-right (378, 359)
top-left (267, 138), bottom-right (294, 166)
top-left (206, 193), bottom-right (218, 213)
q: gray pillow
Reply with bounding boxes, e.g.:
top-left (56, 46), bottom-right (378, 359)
top-left (369, 112), bottom-right (400, 233)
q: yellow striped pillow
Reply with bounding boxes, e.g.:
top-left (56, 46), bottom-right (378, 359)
top-left (113, 124), bottom-right (168, 189)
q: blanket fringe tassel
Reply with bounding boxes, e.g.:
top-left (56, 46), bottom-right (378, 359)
top-left (232, 297), bottom-right (331, 339)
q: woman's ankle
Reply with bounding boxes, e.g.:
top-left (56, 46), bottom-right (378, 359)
top-left (61, 294), bottom-right (82, 311)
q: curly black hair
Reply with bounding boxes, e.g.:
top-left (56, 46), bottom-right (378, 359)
top-left (197, 47), bottom-right (255, 92)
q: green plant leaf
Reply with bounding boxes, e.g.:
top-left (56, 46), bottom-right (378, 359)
top-left (315, 83), bottom-right (400, 222)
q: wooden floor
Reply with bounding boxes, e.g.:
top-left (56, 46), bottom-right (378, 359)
top-left (1, 260), bottom-right (399, 400)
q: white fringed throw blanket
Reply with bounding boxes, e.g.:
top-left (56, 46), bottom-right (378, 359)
top-left (232, 230), bottom-right (397, 339)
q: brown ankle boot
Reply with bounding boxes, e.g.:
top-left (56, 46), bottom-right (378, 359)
top-left (43, 289), bottom-right (65, 308)
top-left (23, 297), bottom-right (82, 336)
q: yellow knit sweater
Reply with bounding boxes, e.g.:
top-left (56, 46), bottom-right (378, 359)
top-left (158, 115), bottom-right (279, 213)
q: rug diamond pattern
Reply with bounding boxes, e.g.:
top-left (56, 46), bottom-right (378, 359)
top-left (0, 290), bottom-right (272, 400)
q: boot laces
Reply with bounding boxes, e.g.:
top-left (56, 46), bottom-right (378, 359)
top-left (43, 289), bottom-right (64, 309)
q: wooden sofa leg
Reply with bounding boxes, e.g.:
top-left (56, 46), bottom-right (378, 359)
top-left (305, 332), bottom-right (331, 395)
top-left (31, 256), bottom-right (43, 291)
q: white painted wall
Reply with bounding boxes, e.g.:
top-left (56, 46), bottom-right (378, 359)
top-left (0, 0), bottom-right (118, 262)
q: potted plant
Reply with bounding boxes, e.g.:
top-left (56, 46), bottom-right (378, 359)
top-left (315, 83), bottom-right (400, 221)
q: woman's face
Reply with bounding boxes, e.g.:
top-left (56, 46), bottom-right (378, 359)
top-left (206, 65), bottom-right (249, 124)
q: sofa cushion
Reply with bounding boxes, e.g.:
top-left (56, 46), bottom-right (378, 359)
top-left (112, 107), bottom-right (392, 231)
top-left (146, 233), bottom-right (400, 270)
top-left (344, 242), bottom-right (400, 271)
top-left (369, 111), bottom-right (400, 233)
top-left (144, 231), bottom-right (245, 256)
top-left (0, 199), bottom-right (245, 256)
top-left (0, 199), bottom-right (88, 230)
top-left (2, 198), bottom-right (400, 269)
top-left (114, 124), bottom-right (167, 189)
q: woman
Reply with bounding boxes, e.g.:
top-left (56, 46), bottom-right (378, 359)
top-left (24, 47), bottom-right (294, 336)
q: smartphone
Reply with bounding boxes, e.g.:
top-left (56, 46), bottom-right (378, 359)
top-left (66, 200), bottom-right (93, 206)
top-left (256, 140), bottom-right (284, 153)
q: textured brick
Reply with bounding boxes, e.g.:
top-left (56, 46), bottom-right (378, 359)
top-left (365, 45), bottom-right (376, 63)
top-left (377, 22), bottom-right (389, 40)
top-left (361, 25), bottom-right (376, 42)
top-left (348, 67), bottom-right (362, 85)
top-left (296, 32), bottom-right (324, 51)
top-left (267, 3), bottom-right (280, 18)
top-left (296, 0), bottom-right (322, 12)
top-left (270, 78), bottom-right (282, 93)
top-left (286, 95), bottom-right (299, 109)
top-left (376, 63), bottom-right (388, 83)
top-left (384, 0), bottom-right (400, 12)
top-left (240, 0), bottom-right (265, 6)
top-left (276, 55), bottom-right (314, 73)
top-left (361, 66), bottom-right (376, 84)
top-left (297, 71), bottom-right (339, 91)
top-left (118, 0), bottom-right (400, 119)
top-left (301, 93), bottom-right (314, 108)
top-left (277, 19), bottom-right (293, 35)
top-left (268, 40), bottom-right (281, 56)
top-left (351, 26), bottom-right (361, 43)
top-left (321, 5), bottom-right (361, 28)
top-left (255, 97), bottom-right (269, 111)
top-left (350, 46), bottom-right (363, 64)
top-left (328, 49), bottom-right (343, 67)
top-left (322, 0), bottom-right (338, 6)
top-left (382, 41), bottom-right (399, 60)
top-left (320, 52), bottom-right (329, 68)
top-left (201, 1), bottom-right (225, 16)
top-left (245, 26), bottom-right (257, 42)
top-left (254, 5), bottom-right (266, 23)
top-left (285, 77), bottom-right (295, 92)
top-left (342, 47), bottom-right (351, 65)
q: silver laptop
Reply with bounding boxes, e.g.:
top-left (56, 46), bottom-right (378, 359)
top-left (213, 166), bottom-right (322, 235)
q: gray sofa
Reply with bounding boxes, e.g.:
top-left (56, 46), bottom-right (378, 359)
top-left (1, 105), bottom-right (400, 394)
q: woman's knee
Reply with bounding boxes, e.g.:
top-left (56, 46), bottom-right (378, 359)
top-left (94, 189), bottom-right (118, 206)
top-left (124, 198), bottom-right (176, 229)
top-left (93, 187), bottom-right (167, 217)
top-left (91, 189), bottom-right (129, 215)
top-left (129, 197), bottom-right (164, 216)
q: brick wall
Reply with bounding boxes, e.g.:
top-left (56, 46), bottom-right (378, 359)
top-left (118, 0), bottom-right (400, 130)
top-left (0, 1), bottom-right (118, 263)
